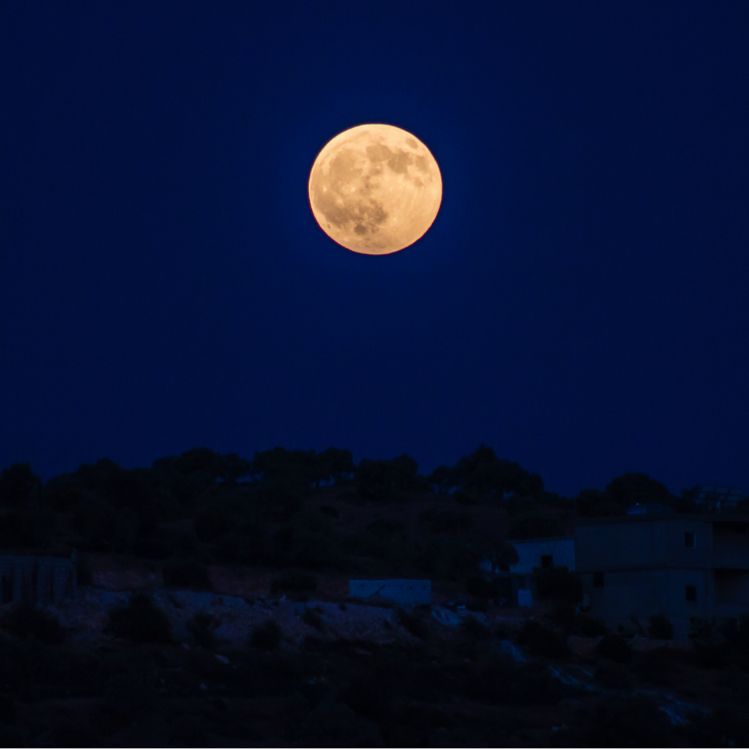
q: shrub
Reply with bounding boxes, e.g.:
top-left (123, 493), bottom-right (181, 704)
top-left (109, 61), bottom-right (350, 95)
top-left (75, 554), bottom-right (94, 585)
top-left (302, 607), bottom-right (325, 632)
top-left (636, 647), bottom-right (681, 687)
top-left (596, 633), bottom-right (632, 664)
top-left (517, 620), bottom-right (569, 659)
top-left (466, 658), bottom-right (566, 705)
top-left (549, 602), bottom-right (577, 631)
top-left (2, 604), bottom-right (64, 644)
top-left (574, 613), bottom-right (609, 637)
top-left (420, 509), bottom-right (473, 533)
top-left (187, 612), bottom-right (217, 649)
top-left (648, 615), bottom-right (674, 640)
top-left (270, 572), bottom-right (317, 595)
top-left (460, 615), bottom-right (490, 640)
top-left (465, 576), bottom-right (497, 599)
top-left (508, 515), bottom-right (563, 539)
top-left (595, 661), bottom-right (634, 689)
top-left (397, 609), bottom-right (430, 640)
top-left (575, 696), bottom-right (673, 747)
top-left (193, 506), bottom-right (232, 543)
top-left (250, 620), bottom-right (281, 651)
top-left (162, 558), bottom-right (212, 590)
top-left (106, 594), bottom-right (173, 644)
top-left (532, 566), bottom-right (582, 606)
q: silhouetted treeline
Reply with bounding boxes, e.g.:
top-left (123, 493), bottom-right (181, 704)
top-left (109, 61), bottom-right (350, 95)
top-left (0, 446), bottom-right (719, 581)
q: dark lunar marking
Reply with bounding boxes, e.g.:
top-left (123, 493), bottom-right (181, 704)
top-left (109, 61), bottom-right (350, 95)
top-left (354, 224), bottom-right (367, 235)
top-left (414, 156), bottom-right (428, 172)
top-left (387, 149), bottom-right (412, 174)
top-left (329, 150), bottom-right (362, 187)
top-left (366, 144), bottom-right (392, 161)
top-left (406, 138), bottom-right (418, 149)
top-left (313, 183), bottom-right (351, 227)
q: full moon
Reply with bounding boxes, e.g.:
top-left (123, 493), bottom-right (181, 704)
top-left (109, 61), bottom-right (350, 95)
top-left (308, 123), bottom-right (442, 255)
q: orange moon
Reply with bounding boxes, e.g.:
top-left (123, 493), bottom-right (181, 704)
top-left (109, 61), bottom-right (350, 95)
top-left (308, 124), bottom-right (442, 255)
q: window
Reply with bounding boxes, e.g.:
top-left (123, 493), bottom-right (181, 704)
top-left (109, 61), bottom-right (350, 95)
top-left (540, 554), bottom-right (553, 569)
top-left (685, 585), bottom-right (697, 602)
top-left (593, 572), bottom-right (605, 588)
top-left (684, 531), bottom-right (695, 548)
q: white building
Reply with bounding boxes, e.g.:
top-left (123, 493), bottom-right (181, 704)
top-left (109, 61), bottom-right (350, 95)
top-left (480, 536), bottom-right (575, 607)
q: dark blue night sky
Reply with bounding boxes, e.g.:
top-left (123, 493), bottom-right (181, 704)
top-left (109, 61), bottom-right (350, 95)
top-left (2, 1), bottom-right (748, 495)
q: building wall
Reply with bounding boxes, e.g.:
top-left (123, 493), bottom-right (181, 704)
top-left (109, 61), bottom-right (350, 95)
top-left (510, 538), bottom-right (575, 575)
top-left (576, 518), bottom-right (711, 572)
top-left (714, 570), bottom-right (749, 609)
top-left (576, 517), bottom-right (749, 639)
top-left (580, 567), bottom-right (711, 639)
top-left (348, 579), bottom-right (432, 607)
top-left (712, 522), bottom-right (749, 568)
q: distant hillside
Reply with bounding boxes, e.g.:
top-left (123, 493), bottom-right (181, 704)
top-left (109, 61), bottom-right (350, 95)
top-left (0, 445), bottom-right (704, 591)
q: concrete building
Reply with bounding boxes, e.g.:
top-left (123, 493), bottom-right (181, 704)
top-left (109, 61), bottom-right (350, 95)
top-left (575, 515), bottom-right (749, 639)
top-left (348, 578), bottom-right (432, 607)
top-left (0, 555), bottom-right (77, 607)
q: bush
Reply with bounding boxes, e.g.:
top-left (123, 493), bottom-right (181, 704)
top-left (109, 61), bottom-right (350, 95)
top-left (466, 658), bottom-right (566, 706)
top-left (533, 566), bottom-right (582, 606)
top-left (595, 661), bottom-right (634, 689)
top-left (2, 604), bottom-right (64, 644)
top-left (465, 576), bottom-right (497, 599)
top-left (106, 594), bottom-right (173, 644)
top-left (517, 620), bottom-right (569, 659)
top-left (187, 612), bottom-right (217, 649)
top-left (648, 615), bottom-right (674, 640)
top-left (397, 609), bottom-right (430, 640)
top-left (636, 647), bottom-right (681, 687)
top-left (250, 620), bottom-right (281, 651)
top-left (596, 633), bottom-right (632, 664)
top-left (573, 613), bottom-right (609, 637)
top-left (162, 558), bottom-right (212, 590)
top-left (193, 506), bottom-right (232, 543)
top-left (460, 615), bottom-right (490, 640)
top-left (574, 696), bottom-right (673, 746)
top-left (302, 607), bottom-right (325, 632)
top-left (420, 509), bottom-right (473, 533)
top-left (270, 572), bottom-right (317, 595)
top-left (75, 554), bottom-right (94, 585)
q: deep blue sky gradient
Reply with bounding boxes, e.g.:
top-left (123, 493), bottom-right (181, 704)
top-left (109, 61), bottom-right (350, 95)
top-left (2, 1), bottom-right (748, 495)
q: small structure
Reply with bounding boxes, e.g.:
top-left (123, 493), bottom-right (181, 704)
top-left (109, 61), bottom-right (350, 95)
top-left (481, 536), bottom-right (575, 608)
top-left (510, 537), bottom-right (576, 575)
top-left (0, 555), bottom-right (77, 607)
top-left (576, 515), bottom-right (749, 639)
top-left (348, 578), bottom-right (432, 607)
top-left (511, 537), bottom-right (575, 608)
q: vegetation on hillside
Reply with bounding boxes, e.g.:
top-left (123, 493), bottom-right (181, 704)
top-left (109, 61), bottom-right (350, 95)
top-left (0, 445), bottom-right (705, 586)
top-left (0, 448), bottom-right (746, 745)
